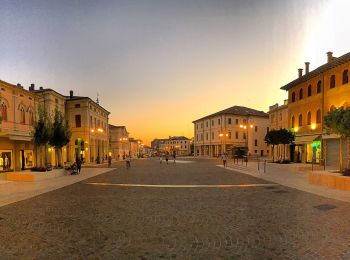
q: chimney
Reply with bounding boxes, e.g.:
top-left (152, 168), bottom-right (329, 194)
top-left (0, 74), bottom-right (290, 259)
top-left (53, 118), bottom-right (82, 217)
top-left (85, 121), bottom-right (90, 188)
top-left (16, 83), bottom-right (23, 88)
top-left (69, 90), bottom-right (73, 98)
top-left (305, 62), bottom-right (310, 74)
top-left (327, 51), bottom-right (333, 63)
top-left (29, 83), bottom-right (35, 91)
top-left (298, 68), bottom-right (303, 78)
top-left (39, 86), bottom-right (43, 90)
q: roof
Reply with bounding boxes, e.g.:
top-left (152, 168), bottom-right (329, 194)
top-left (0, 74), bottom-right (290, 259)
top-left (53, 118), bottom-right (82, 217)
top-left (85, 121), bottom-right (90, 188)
top-left (109, 124), bottom-right (126, 129)
top-left (0, 80), bottom-right (36, 97)
top-left (66, 95), bottom-right (110, 114)
top-left (31, 88), bottom-right (66, 98)
top-left (192, 105), bottom-right (268, 123)
top-left (169, 136), bottom-right (190, 140)
top-left (281, 51), bottom-right (350, 91)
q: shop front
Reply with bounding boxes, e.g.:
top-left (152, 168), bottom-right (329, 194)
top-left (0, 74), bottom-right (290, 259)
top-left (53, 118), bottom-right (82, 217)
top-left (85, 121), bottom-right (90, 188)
top-left (293, 135), bottom-right (321, 163)
top-left (0, 150), bottom-right (13, 171)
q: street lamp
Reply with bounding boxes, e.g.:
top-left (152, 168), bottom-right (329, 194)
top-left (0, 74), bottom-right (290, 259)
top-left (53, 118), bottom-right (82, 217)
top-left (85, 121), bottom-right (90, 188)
top-left (219, 132), bottom-right (229, 155)
top-left (240, 121), bottom-right (254, 155)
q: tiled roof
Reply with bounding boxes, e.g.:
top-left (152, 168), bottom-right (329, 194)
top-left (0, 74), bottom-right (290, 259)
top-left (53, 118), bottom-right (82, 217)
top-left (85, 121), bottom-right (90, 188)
top-left (192, 106), bottom-right (268, 123)
top-left (169, 136), bottom-right (189, 140)
top-left (281, 51), bottom-right (350, 91)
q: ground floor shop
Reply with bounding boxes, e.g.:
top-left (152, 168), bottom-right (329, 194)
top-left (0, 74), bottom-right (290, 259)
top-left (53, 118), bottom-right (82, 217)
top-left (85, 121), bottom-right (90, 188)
top-left (67, 137), bottom-right (108, 164)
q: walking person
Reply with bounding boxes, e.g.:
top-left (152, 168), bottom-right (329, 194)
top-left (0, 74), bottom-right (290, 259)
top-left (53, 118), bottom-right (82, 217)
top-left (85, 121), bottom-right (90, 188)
top-left (159, 154), bottom-right (163, 164)
top-left (165, 154), bottom-right (169, 164)
top-left (108, 155), bottom-right (112, 168)
top-left (76, 157), bottom-right (82, 174)
top-left (172, 150), bottom-right (176, 164)
top-left (221, 153), bottom-right (228, 168)
top-left (125, 155), bottom-right (131, 169)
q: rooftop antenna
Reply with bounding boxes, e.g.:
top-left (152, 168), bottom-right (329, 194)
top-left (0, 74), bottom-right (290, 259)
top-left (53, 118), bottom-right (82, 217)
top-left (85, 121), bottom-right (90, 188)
top-left (96, 92), bottom-right (99, 104)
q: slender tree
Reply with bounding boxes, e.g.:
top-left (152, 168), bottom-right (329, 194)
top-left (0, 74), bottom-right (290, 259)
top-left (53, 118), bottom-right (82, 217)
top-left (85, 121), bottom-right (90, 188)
top-left (324, 107), bottom-right (350, 173)
top-left (278, 128), bottom-right (295, 161)
top-left (32, 105), bottom-right (52, 168)
top-left (49, 109), bottom-right (72, 167)
top-left (264, 129), bottom-right (280, 162)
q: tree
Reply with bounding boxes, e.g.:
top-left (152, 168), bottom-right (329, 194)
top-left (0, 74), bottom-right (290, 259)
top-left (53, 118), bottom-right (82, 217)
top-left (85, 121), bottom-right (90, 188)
top-left (32, 105), bottom-right (52, 168)
top-left (278, 128), bottom-right (295, 161)
top-left (49, 109), bottom-right (72, 168)
top-left (324, 107), bottom-right (350, 173)
top-left (264, 129), bottom-right (280, 162)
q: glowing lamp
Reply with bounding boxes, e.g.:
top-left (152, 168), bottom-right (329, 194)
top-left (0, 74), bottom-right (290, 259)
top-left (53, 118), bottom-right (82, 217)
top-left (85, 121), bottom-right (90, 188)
top-left (219, 133), bottom-right (223, 137)
top-left (91, 129), bottom-right (95, 133)
top-left (250, 124), bottom-right (254, 128)
top-left (294, 127), bottom-right (299, 132)
top-left (311, 124), bottom-right (316, 130)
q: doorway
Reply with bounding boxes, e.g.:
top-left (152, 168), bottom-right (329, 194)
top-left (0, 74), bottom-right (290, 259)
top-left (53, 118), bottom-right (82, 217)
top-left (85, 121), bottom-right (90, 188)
top-left (20, 150), bottom-right (25, 170)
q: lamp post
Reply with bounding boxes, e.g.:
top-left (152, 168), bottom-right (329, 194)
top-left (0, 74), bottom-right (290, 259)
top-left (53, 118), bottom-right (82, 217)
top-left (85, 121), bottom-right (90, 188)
top-left (240, 120), bottom-right (254, 155)
top-left (219, 133), bottom-right (229, 155)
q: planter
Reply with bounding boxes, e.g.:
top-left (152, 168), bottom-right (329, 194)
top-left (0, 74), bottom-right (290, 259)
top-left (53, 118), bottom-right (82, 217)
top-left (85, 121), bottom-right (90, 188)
top-left (308, 173), bottom-right (350, 191)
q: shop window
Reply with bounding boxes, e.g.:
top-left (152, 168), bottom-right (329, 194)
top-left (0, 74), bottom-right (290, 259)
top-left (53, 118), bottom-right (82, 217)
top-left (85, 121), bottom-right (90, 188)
top-left (330, 75), bottom-right (336, 88)
top-left (308, 85), bottom-right (312, 96)
top-left (343, 70), bottom-right (349, 84)
top-left (0, 150), bottom-right (12, 171)
top-left (75, 115), bottom-right (81, 128)
top-left (307, 112), bottom-right (311, 125)
top-left (291, 92), bottom-right (296, 102)
top-left (317, 81), bottom-right (322, 93)
top-left (298, 114), bottom-right (303, 127)
top-left (299, 88), bottom-right (303, 100)
top-left (316, 109), bottom-right (321, 123)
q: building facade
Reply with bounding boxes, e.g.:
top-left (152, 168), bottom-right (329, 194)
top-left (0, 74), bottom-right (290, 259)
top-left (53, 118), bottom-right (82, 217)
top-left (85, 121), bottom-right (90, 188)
top-left (193, 106), bottom-right (269, 157)
top-left (280, 51), bottom-right (350, 167)
top-left (268, 100), bottom-right (290, 161)
top-left (109, 125), bottom-right (130, 160)
top-left (65, 91), bottom-right (110, 164)
top-left (157, 136), bottom-right (191, 156)
top-left (0, 80), bottom-right (37, 171)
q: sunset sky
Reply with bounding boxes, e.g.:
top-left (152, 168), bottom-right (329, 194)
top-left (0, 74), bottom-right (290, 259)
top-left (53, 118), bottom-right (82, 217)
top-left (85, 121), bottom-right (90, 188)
top-left (1, 0), bottom-right (350, 145)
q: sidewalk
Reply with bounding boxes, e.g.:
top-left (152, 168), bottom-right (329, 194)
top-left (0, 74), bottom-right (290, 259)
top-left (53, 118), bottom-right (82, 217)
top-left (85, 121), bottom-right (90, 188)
top-left (218, 161), bottom-right (350, 203)
top-left (0, 167), bottom-right (114, 208)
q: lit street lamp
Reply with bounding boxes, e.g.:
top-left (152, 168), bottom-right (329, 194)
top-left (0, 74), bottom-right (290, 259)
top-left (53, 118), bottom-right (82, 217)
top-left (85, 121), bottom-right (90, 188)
top-left (219, 132), bottom-right (229, 155)
top-left (240, 121), bottom-right (254, 155)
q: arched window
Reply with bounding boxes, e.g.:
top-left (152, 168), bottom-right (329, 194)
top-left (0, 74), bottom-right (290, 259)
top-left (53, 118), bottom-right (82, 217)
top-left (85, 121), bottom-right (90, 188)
top-left (299, 88), bottom-right (303, 100)
top-left (330, 75), bottom-right (336, 88)
top-left (308, 85), bottom-right (312, 96)
top-left (307, 112), bottom-right (311, 125)
top-left (317, 80), bottom-right (322, 93)
top-left (28, 110), bottom-right (34, 125)
top-left (343, 70), bottom-right (349, 84)
top-left (20, 107), bottom-right (25, 124)
top-left (291, 116), bottom-right (295, 128)
top-left (316, 109), bottom-right (321, 123)
top-left (298, 114), bottom-right (303, 127)
top-left (1, 104), bottom-right (7, 121)
top-left (291, 92), bottom-right (296, 102)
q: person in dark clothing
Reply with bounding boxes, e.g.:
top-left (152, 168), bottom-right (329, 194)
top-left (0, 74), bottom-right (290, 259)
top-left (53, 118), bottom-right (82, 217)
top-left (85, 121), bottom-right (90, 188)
top-left (76, 158), bottom-right (82, 174)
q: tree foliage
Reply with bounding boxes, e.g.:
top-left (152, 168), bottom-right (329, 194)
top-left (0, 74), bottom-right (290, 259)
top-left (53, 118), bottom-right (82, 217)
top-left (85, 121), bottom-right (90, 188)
top-left (265, 128), bottom-right (295, 162)
top-left (50, 109), bottom-right (71, 149)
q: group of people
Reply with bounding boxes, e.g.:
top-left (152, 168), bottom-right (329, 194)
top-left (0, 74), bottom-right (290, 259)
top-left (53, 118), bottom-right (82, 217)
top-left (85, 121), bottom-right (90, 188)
top-left (159, 151), bottom-right (176, 164)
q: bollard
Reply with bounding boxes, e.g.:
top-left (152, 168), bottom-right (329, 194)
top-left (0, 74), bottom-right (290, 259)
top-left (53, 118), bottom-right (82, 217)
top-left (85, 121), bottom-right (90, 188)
top-left (264, 160), bottom-right (266, 173)
top-left (245, 157), bottom-right (247, 167)
top-left (258, 158), bottom-right (260, 171)
top-left (312, 160), bottom-right (314, 171)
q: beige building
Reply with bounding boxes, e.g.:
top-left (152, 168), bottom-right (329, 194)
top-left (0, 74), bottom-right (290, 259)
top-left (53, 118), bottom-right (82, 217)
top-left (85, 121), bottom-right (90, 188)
top-left (109, 125), bottom-right (130, 160)
top-left (65, 91), bottom-right (110, 164)
top-left (30, 86), bottom-right (67, 166)
top-left (193, 106), bottom-right (269, 157)
top-left (128, 138), bottom-right (142, 158)
top-left (157, 136), bottom-right (191, 156)
top-left (268, 100), bottom-right (290, 161)
top-left (0, 80), bottom-right (37, 171)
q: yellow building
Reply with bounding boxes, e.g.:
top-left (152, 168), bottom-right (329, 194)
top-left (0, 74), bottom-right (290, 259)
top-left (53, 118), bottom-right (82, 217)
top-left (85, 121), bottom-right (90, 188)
top-left (65, 91), bottom-right (110, 164)
top-left (281, 51), bottom-right (350, 166)
top-left (0, 80), bottom-right (37, 171)
top-left (193, 106), bottom-right (269, 157)
top-left (268, 100), bottom-right (290, 161)
top-left (109, 125), bottom-right (130, 160)
top-left (157, 136), bottom-right (191, 156)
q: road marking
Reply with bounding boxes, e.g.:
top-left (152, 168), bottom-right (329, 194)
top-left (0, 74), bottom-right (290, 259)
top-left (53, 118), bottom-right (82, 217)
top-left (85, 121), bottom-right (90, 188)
top-left (85, 183), bottom-right (278, 188)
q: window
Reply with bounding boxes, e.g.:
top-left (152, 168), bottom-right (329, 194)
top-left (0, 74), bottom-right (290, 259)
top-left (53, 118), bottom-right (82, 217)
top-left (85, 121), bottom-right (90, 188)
top-left (75, 104), bottom-right (80, 108)
top-left (343, 70), bottom-right (349, 84)
top-left (1, 104), bottom-right (7, 121)
top-left (206, 121), bottom-right (208, 127)
top-left (307, 112), bottom-right (311, 125)
top-left (55, 98), bottom-right (58, 103)
top-left (243, 133), bottom-right (246, 139)
top-left (211, 120), bottom-right (214, 126)
top-left (196, 135), bottom-right (199, 141)
top-left (28, 110), bottom-right (34, 125)
top-left (316, 109), bottom-right (321, 123)
top-left (75, 115), bottom-right (81, 128)
top-left (206, 133), bottom-right (208, 140)
top-left (212, 132), bottom-right (214, 139)
top-left (255, 126), bottom-right (258, 132)
top-left (228, 132), bottom-right (231, 139)
top-left (254, 139), bottom-right (258, 146)
top-left (218, 119), bottom-right (221, 125)
top-left (236, 118), bottom-right (239, 125)
top-left (267, 127), bottom-right (269, 133)
top-left (298, 114), bottom-right (302, 127)
top-left (90, 116), bottom-right (92, 127)
top-left (307, 85), bottom-right (312, 96)
top-left (330, 75), bottom-right (336, 88)
top-left (196, 124), bottom-right (198, 129)
top-left (291, 92), bottom-right (296, 102)
top-left (317, 81), bottom-right (322, 93)
top-left (228, 118), bottom-right (232, 124)
top-left (201, 123), bottom-right (203, 128)
top-left (20, 107), bottom-right (25, 124)
top-left (291, 116), bottom-right (295, 128)
top-left (299, 88), bottom-right (303, 100)
top-left (235, 132), bottom-right (238, 139)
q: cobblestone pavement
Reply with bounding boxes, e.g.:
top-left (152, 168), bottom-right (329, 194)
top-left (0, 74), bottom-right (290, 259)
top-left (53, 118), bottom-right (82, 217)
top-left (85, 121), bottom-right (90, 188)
top-left (1, 158), bottom-right (350, 259)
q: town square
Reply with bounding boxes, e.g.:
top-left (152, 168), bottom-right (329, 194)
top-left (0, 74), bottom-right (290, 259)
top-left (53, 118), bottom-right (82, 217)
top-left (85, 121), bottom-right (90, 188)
top-left (1, 0), bottom-right (350, 259)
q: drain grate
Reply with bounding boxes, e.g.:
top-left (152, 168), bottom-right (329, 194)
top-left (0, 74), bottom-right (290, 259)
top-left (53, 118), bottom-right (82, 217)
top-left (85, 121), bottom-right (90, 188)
top-left (314, 204), bottom-right (337, 211)
top-left (273, 190), bottom-right (288, 193)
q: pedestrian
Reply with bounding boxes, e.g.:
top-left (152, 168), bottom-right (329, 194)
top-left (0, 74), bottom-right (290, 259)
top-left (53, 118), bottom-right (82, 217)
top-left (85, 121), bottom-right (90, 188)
top-left (125, 155), bottom-right (131, 169)
top-left (165, 154), bottom-right (169, 164)
top-left (221, 153), bottom-right (227, 168)
top-left (108, 155), bottom-right (112, 167)
top-left (76, 157), bottom-right (82, 174)
top-left (159, 154), bottom-right (163, 164)
top-left (172, 150), bottom-right (176, 164)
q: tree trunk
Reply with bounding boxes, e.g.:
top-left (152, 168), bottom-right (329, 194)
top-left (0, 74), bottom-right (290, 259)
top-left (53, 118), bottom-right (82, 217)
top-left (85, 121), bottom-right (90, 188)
top-left (340, 137), bottom-right (344, 173)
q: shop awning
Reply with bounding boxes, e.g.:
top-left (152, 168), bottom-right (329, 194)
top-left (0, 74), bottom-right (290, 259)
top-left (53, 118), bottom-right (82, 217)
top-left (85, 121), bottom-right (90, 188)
top-left (294, 135), bottom-right (321, 145)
